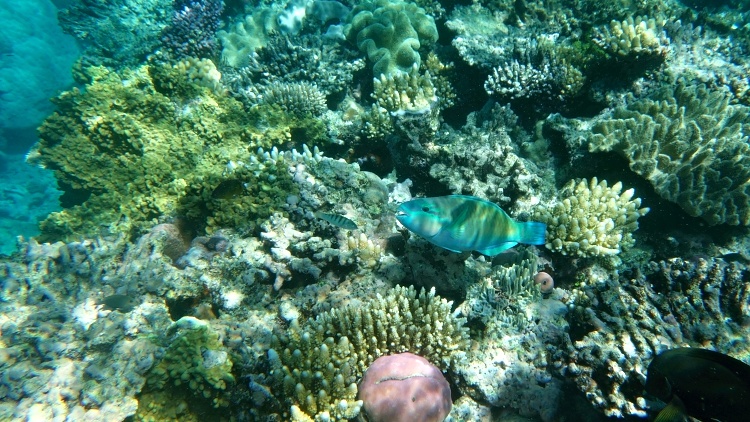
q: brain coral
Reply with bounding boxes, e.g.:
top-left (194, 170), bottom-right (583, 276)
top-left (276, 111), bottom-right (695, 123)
top-left (346, 0), bottom-right (438, 76)
top-left (583, 81), bottom-right (750, 225)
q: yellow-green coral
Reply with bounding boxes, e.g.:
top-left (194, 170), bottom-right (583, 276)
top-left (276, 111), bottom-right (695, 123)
top-left (146, 317), bottom-right (234, 408)
top-left (268, 285), bottom-right (469, 421)
top-left (346, 0), bottom-right (438, 76)
top-left (29, 64), bottom-right (323, 241)
top-left (533, 178), bottom-right (649, 257)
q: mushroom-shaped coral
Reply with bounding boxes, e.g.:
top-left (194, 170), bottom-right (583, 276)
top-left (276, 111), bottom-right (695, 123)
top-left (358, 353), bottom-right (452, 422)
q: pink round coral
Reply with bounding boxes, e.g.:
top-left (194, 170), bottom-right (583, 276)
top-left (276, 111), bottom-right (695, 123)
top-left (358, 352), bottom-right (452, 422)
top-left (534, 271), bottom-right (554, 294)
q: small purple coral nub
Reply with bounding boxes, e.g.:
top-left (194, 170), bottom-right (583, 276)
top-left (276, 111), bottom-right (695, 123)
top-left (534, 271), bottom-right (555, 294)
top-left (358, 352), bottom-right (452, 422)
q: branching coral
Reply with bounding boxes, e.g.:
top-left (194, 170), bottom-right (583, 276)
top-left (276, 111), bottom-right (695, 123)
top-left (594, 16), bottom-right (669, 59)
top-left (532, 178), bottom-right (649, 257)
top-left (583, 81), bottom-right (750, 225)
top-left (145, 317), bottom-right (234, 408)
top-left (160, 0), bottom-right (224, 60)
top-left (266, 285), bottom-right (469, 421)
top-left (241, 81), bottom-right (328, 117)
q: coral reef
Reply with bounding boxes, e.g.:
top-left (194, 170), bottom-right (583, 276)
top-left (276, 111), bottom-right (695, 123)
top-left (346, 0), bottom-right (438, 76)
top-left (532, 178), bottom-right (650, 257)
top-left (160, 0), bottom-right (224, 60)
top-left (241, 81), bottom-right (328, 117)
top-left (217, 7), bottom-right (279, 68)
top-left (594, 16), bottom-right (670, 59)
top-left (145, 317), bottom-right (234, 407)
top-left (28, 64), bottom-right (325, 241)
top-left (265, 285), bottom-right (469, 421)
top-left (580, 81), bottom-right (750, 226)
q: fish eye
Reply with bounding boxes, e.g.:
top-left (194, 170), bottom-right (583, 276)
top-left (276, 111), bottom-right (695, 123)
top-left (421, 206), bottom-right (430, 212)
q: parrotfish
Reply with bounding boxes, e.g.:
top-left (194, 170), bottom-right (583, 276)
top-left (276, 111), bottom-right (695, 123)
top-left (645, 347), bottom-right (750, 422)
top-left (315, 211), bottom-right (358, 230)
top-left (395, 195), bottom-right (546, 256)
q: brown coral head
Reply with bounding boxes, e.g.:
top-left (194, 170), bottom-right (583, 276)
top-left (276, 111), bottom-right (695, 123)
top-left (534, 271), bottom-right (554, 294)
top-left (358, 352), bottom-right (451, 422)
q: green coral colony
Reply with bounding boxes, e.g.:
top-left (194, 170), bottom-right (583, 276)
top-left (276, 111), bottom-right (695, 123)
top-left (3, 0), bottom-right (750, 421)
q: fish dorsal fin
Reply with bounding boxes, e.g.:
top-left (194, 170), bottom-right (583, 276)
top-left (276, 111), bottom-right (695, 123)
top-left (654, 396), bottom-right (688, 422)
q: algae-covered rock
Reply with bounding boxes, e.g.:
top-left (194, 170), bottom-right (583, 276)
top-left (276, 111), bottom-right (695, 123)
top-left (145, 317), bottom-right (234, 408)
top-left (29, 64), bottom-right (328, 241)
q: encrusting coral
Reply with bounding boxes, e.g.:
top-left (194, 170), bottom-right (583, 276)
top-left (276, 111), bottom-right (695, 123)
top-left (27, 64), bottom-right (327, 241)
top-left (265, 285), bottom-right (469, 421)
top-left (533, 177), bottom-right (650, 257)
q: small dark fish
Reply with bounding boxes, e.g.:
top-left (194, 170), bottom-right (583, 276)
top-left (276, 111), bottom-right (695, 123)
top-left (99, 294), bottom-right (139, 312)
top-left (645, 347), bottom-right (750, 422)
top-left (211, 179), bottom-right (245, 199)
top-left (315, 211), bottom-right (358, 230)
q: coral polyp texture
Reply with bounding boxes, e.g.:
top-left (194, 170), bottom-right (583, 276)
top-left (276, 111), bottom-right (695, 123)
top-left (533, 177), bottom-right (649, 257)
top-left (266, 285), bottom-right (469, 421)
top-left (27, 64), bottom-right (328, 241)
top-left (582, 81), bottom-right (750, 225)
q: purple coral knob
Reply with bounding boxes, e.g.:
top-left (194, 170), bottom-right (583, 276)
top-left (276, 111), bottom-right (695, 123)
top-left (358, 352), bottom-right (452, 422)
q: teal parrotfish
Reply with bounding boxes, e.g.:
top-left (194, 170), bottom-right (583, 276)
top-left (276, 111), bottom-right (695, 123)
top-left (645, 347), bottom-right (750, 422)
top-left (395, 195), bottom-right (546, 256)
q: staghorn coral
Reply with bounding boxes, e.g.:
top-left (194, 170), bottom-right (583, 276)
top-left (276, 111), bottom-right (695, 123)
top-left (346, 0), bottom-right (438, 76)
top-left (532, 178), bottom-right (650, 258)
top-left (234, 34), bottom-right (366, 96)
top-left (266, 285), bottom-right (469, 421)
top-left (484, 56), bottom-right (584, 106)
top-left (582, 81), bottom-right (750, 225)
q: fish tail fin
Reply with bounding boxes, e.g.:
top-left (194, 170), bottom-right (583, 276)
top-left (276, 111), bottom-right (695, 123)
top-left (518, 222), bottom-right (546, 245)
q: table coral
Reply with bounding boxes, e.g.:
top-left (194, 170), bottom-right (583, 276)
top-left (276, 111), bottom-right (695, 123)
top-left (583, 80), bottom-right (750, 225)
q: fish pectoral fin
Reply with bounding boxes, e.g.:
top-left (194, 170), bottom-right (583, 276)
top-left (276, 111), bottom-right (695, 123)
top-left (477, 242), bottom-right (518, 257)
top-left (653, 396), bottom-right (689, 422)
